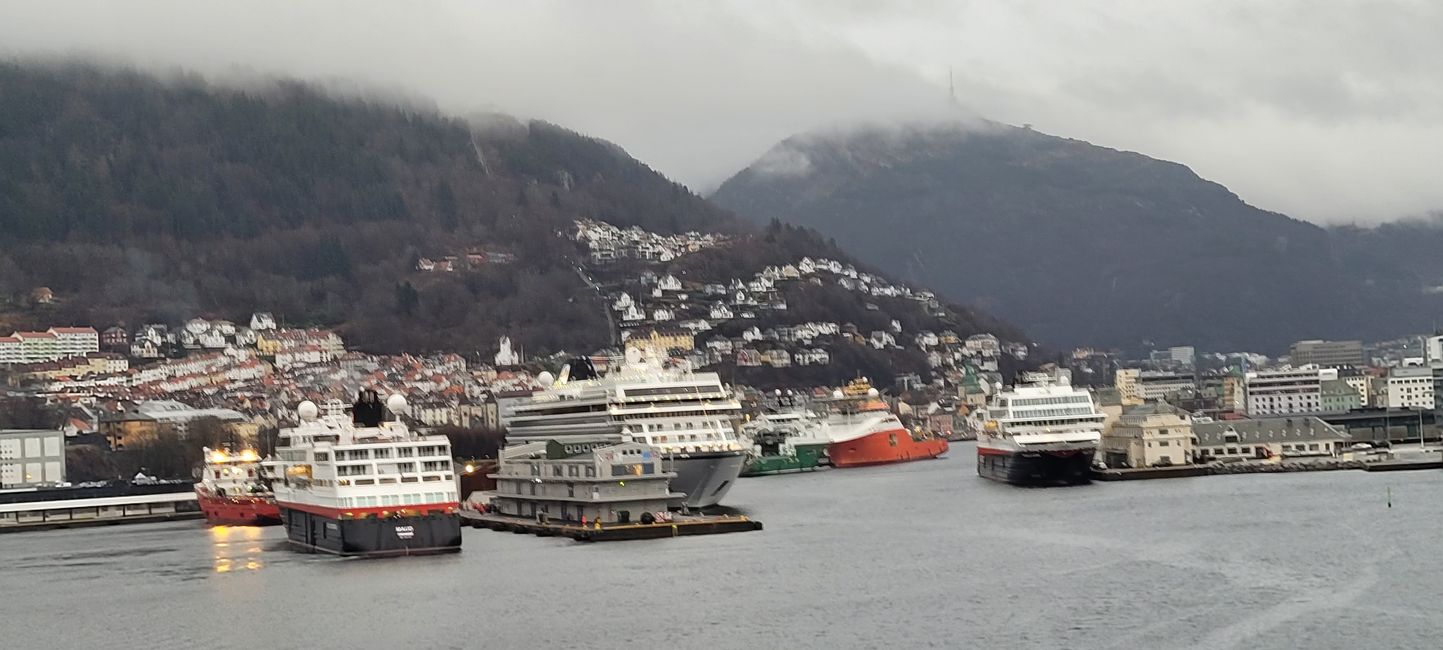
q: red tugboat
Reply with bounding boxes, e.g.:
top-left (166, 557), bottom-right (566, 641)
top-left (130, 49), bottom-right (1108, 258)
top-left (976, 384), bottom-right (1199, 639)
top-left (194, 447), bottom-right (282, 526)
top-left (824, 379), bottom-right (949, 468)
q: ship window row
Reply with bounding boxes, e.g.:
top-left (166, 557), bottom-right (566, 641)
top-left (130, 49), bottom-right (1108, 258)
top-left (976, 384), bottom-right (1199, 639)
top-left (653, 433), bottom-right (719, 444)
top-left (516, 403), bottom-right (609, 416)
top-left (343, 492), bottom-right (452, 508)
top-left (624, 410), bottom-right (734, 421)
top-left (335, 461), bottom-right (451, 476)
top-left (622, 386), bottom-right (723, 398)
top-left (1010, 396), bottom-right (1092, 407)
top-left (1011, 407), bottom-right (1096, 418)
top-left (611, 462), bottom-right (654, 477)
top-left (635, 419), bottom-right (727, 432)
top-left (333, 445), bottom-right (448, 462)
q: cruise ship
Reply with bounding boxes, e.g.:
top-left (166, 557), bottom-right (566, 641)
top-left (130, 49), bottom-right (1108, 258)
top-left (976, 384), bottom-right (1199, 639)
top-left (262, 397), bottom-right (462, 557)
top-left (503, 354), bottom-right (746, 508)
top-left (975, 373), bottom-right (1103, 486)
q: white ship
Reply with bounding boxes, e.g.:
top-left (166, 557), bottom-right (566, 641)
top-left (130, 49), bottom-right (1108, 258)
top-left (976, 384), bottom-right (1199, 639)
top-left (503, 354), bottom-right (746, 508)
top-left (975, 372), bottom-right (1103, 486)
top-left (262, 396), bottom-right (462, 556)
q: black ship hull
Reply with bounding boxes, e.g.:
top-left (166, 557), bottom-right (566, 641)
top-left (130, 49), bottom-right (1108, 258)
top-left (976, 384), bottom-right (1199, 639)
top-left (976, 449), bottom-right (1093, 486)
top-left (279, 507), bottom-right (462, 557)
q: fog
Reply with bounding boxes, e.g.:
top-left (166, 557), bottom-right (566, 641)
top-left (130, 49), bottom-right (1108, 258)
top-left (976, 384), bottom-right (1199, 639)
top-left (2, 0), bottom-right (1439, 224)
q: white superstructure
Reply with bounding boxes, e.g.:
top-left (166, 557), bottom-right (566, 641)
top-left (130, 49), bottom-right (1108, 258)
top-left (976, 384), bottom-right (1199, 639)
top-left (262, 398), bottom-right (458, 515)
top-left (978, 374), bottom-right (1105, 452)
top-left (505, 359), bottom-right (744, 456)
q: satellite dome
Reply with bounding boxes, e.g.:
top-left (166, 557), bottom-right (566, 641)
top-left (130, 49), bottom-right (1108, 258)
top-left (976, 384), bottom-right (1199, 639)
top-left (832, 389), bottom-right (844, 399)
top-left (386, 393), bottom-right (409, 415)
top-left (537, 371), bottom-right (555, 388)
top-left (868, 388), bottom-right (880, 398)
top-left (297, 400), bottom-right (319, 421)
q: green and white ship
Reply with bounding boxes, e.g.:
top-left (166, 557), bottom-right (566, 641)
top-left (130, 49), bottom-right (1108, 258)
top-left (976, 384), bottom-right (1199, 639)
top-left (741, 404), bottom-right (831, 477)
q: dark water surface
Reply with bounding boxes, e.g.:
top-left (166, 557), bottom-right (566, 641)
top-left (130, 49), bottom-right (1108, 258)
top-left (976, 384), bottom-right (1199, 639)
top-left (5, 444), bottom-right (1442, 649)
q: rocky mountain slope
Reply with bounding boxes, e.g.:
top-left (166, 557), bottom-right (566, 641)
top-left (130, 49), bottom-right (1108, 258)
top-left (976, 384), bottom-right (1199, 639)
top-left (712, 121), bottom-right (1443, 352)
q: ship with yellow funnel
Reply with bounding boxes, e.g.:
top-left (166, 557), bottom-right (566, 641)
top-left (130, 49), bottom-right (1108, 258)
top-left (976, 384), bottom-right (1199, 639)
top-left (823, 378), bottom-right (949, 468)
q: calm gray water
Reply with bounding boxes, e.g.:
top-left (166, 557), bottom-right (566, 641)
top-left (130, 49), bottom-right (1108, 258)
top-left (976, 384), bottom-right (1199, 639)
top-left (4, 444), bottom-right (1442, 650)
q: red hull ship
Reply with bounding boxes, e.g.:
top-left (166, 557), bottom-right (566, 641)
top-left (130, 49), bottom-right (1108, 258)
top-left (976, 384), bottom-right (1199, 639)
top-left (195, 448), bottom-right (281, 526)
top-left (824, 379), bottom-right (949, 468)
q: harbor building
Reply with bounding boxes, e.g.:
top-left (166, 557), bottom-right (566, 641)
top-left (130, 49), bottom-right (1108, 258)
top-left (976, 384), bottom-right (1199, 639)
top-left (1244, 368), bottom-right (1335, 416)
top-left (1136, 371), bottom-right (1195, 401)
top-left (1100, 401), bottom-right (1194, 469)
top-left (489, 441), bottom-right (685, 524)
top-left (0, 429), bottom-right (66, 488)
top-left (1320, 379), bottom-right (1362, 413)
top-left (1289, 339), bottom-right (1365, 368)
top-left (1195, 417), bottom-right (1349, 461)
top-left (1380, 367), bottom-right (1434, 410)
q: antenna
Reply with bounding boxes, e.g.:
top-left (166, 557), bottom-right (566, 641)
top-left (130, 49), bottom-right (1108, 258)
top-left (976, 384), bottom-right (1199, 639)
top-left (948, 66), bottom-right (957, 106)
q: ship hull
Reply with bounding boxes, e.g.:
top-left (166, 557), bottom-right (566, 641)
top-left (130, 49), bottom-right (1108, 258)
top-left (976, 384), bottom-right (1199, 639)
top-left (828, 428), bottom-right (948, 468)
top-left (667, 451), bottom-right (746, 509)
top-left (195, 488), bottom-right (281, 526)
top-left (278, 506), bottom-right (462, 557)
top-left (976, 446), bottom-right (1095, 486)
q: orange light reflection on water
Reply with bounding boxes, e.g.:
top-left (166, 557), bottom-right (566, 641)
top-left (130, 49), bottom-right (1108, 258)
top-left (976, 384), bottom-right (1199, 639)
top-left (209, 524), bottom-right (267, 574)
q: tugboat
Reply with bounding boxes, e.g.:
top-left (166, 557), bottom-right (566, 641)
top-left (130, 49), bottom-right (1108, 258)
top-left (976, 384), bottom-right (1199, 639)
top-left (975, 372), bottom-right (1103, 486)
top-left (824, 379), bottom-right (949, 468)
top-left (262, 392), bottom-right (462, 557)
top-left (195, 447), bottom-right (281, 526)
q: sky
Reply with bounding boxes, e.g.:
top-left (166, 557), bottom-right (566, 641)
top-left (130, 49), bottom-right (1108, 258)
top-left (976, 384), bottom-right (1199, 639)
top-left (1, 0), bottom-right (1440, 224)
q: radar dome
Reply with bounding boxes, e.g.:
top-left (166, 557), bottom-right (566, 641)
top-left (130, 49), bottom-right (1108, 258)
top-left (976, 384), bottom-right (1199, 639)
top-left (386, 393), bottom-right (409, 415)
top-left (537, 371), bottom-right (555, 387)
top-left (297, 400), bottom-right (319, 421)
top-left (832, 389), bottom-right (844, 399)
top-left (868, 388), bottom-right (880, 398)
top-left (624, 347), bottom-right (644, 365)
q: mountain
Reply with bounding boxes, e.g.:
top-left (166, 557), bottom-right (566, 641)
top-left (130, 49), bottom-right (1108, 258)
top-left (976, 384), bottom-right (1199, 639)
top-left (0, 62), bottom-right (1023, 384)
top-left (712, 121), bottom-right (1443, 353)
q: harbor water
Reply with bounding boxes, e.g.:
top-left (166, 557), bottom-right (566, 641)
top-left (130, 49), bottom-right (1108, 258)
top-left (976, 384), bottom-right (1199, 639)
top-left (5, 443), bottom-right (1443, 650)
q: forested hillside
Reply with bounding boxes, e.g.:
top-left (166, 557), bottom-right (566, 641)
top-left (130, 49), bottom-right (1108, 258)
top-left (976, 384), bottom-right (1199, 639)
top-left (0, 62), bottom-right (738, 353)
top-left (0, 62), bottom-right (1026, 376)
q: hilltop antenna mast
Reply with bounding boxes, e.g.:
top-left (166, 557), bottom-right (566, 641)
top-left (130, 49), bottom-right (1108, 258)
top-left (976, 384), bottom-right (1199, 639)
top-left (948, 66), bottom-right (957, 106)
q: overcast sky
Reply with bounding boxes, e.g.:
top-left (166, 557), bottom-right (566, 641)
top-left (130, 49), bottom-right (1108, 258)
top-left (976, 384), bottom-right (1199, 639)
top-left (2, 0), bottom-right (1439, 224)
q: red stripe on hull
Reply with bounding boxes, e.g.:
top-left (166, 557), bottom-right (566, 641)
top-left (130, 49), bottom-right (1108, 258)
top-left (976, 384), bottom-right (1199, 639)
top-left (196, 491), bottom-right (281, 526)
top-left (976, 446), bottom-right (1013, 456)
top-left (276, 500), bottom-right (459, 520)
top-left (828, 428), bottom-right (949, 468)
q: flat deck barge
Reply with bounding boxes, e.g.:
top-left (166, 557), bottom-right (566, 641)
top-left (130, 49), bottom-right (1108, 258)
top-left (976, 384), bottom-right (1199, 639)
top-left (460, 510), bottom-right (762, 542)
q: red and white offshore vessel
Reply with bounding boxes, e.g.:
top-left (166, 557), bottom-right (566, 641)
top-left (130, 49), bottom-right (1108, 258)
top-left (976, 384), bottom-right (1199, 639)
top-left (262, 396), bottom-right (462, 557)
top-left (194, 447), bottom-right (282, 526)
top-left (823, 379), bottom-right (949, 468)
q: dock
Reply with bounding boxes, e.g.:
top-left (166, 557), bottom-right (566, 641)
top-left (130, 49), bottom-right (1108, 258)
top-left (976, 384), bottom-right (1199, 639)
top-left (1363, 458), bottom-right (1443, 472)
top-left (460, 510), bottom-right (762, 542)
top-left (1092, 465), bottom-right (1209, 481)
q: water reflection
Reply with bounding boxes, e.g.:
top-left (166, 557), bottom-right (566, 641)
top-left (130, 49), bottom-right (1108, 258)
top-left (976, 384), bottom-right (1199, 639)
top-left (209, 525), bottom-right (266, 574)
